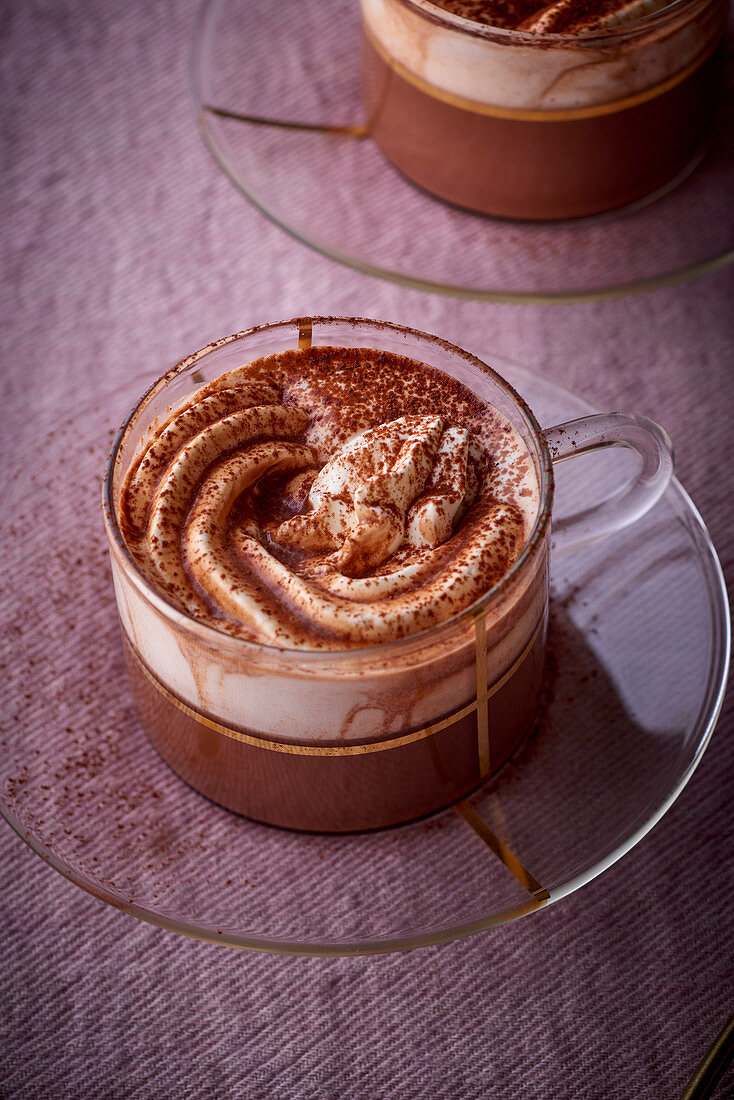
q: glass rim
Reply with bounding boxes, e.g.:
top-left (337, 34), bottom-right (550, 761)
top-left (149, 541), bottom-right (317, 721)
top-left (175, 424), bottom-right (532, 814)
top-left (400, 0), bottom-right (710, 45)
top-left (102, 316), bottom-right (554, 664)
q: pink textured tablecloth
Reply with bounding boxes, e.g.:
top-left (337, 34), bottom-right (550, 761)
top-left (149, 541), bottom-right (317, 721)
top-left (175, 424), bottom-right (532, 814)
top-left (1, 2), bottom-right (732, 1097)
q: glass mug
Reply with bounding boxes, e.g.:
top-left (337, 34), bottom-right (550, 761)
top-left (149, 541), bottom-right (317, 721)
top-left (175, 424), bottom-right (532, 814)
top-left (360, 0), bottom-right (728, 219)
top-left (103, 318), bottom-right (672, 832)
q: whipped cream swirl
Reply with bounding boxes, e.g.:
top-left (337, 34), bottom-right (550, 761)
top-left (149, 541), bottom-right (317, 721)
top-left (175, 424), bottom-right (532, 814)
top-left (120, 351), bottom-right (535, 650)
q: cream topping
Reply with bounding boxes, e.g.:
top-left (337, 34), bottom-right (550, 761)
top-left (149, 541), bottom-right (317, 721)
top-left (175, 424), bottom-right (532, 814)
top-left (361, 0), bottom-right (721, 111)
top-left (119, 348), bottom-right (538, 650)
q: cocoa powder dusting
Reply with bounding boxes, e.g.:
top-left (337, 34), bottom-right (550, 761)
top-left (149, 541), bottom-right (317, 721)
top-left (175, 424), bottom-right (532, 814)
top-left (118, 346), bottom-right (540, 649)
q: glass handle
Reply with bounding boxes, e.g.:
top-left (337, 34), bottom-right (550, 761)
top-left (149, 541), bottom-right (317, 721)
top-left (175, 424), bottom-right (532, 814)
top-left (543, 413), bottom-right (674, 554)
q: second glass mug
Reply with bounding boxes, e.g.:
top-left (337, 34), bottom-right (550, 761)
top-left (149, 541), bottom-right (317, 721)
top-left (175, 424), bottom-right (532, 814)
top-left (103, 318), bottom-right (673, 832)
top-left (359, 0), bottom-right (728, 220)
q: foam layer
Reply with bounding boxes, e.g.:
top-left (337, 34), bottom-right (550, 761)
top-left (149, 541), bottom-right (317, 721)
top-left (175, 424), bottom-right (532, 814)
top-left (361, 0), bottom-right (723, 111)
top-left (119, 347), bottom-right (538, 651)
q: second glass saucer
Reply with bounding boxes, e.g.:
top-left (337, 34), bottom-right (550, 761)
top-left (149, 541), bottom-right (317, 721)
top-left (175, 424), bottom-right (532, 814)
top-left (191, 0), bottom-right (734, 303)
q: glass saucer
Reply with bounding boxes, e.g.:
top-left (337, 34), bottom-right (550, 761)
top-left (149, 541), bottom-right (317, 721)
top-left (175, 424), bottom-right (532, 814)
top-left (0, 361), bottom-right (728, 956)
top-left (190, 0), bottom-right (734, 303)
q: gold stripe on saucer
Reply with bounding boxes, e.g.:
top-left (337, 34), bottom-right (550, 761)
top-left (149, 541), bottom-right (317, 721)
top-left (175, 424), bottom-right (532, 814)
top-left (454, 799), bottom-right (550, 903)
top-left (127, 613), bottom-right (543, 758)
top-left (364, 19), bottom-right (718, 123)
top-left (297, 319), bottom-right (313, 349)
top-left (204, 104), bottom-right (369, 138)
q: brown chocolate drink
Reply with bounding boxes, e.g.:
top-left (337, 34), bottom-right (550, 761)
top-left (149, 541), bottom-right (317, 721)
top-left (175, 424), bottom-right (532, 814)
top-left (361, 0), bottom-right (727, 220)
top-left (104, 326), bottom-right (550, 832)
top-left (121, 622), bottom-right (546, 832)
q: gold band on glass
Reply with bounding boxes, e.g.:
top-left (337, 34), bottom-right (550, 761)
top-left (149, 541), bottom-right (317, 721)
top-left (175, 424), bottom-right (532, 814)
top-left (473, 611), bottom-right (490, 776)
top-left (127, 612), bottom-right (544, 758)
top-left (297, 319), bottom-right (313, 349)
top-left (364, 20), bottom-right (718, 122)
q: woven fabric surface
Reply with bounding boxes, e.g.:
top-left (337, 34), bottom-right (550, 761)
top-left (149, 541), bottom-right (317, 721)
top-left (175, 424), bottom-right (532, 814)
top-left (1, 2), bottom-right (733, 1098)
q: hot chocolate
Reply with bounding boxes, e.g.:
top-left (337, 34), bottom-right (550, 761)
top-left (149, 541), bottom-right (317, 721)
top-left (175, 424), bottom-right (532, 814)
top-left (361, 0), bottom-right (727, 219)
top-left (104, 323), bottom-right (550, 831)
top-left (103, 319), bottom-right (672, 831)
